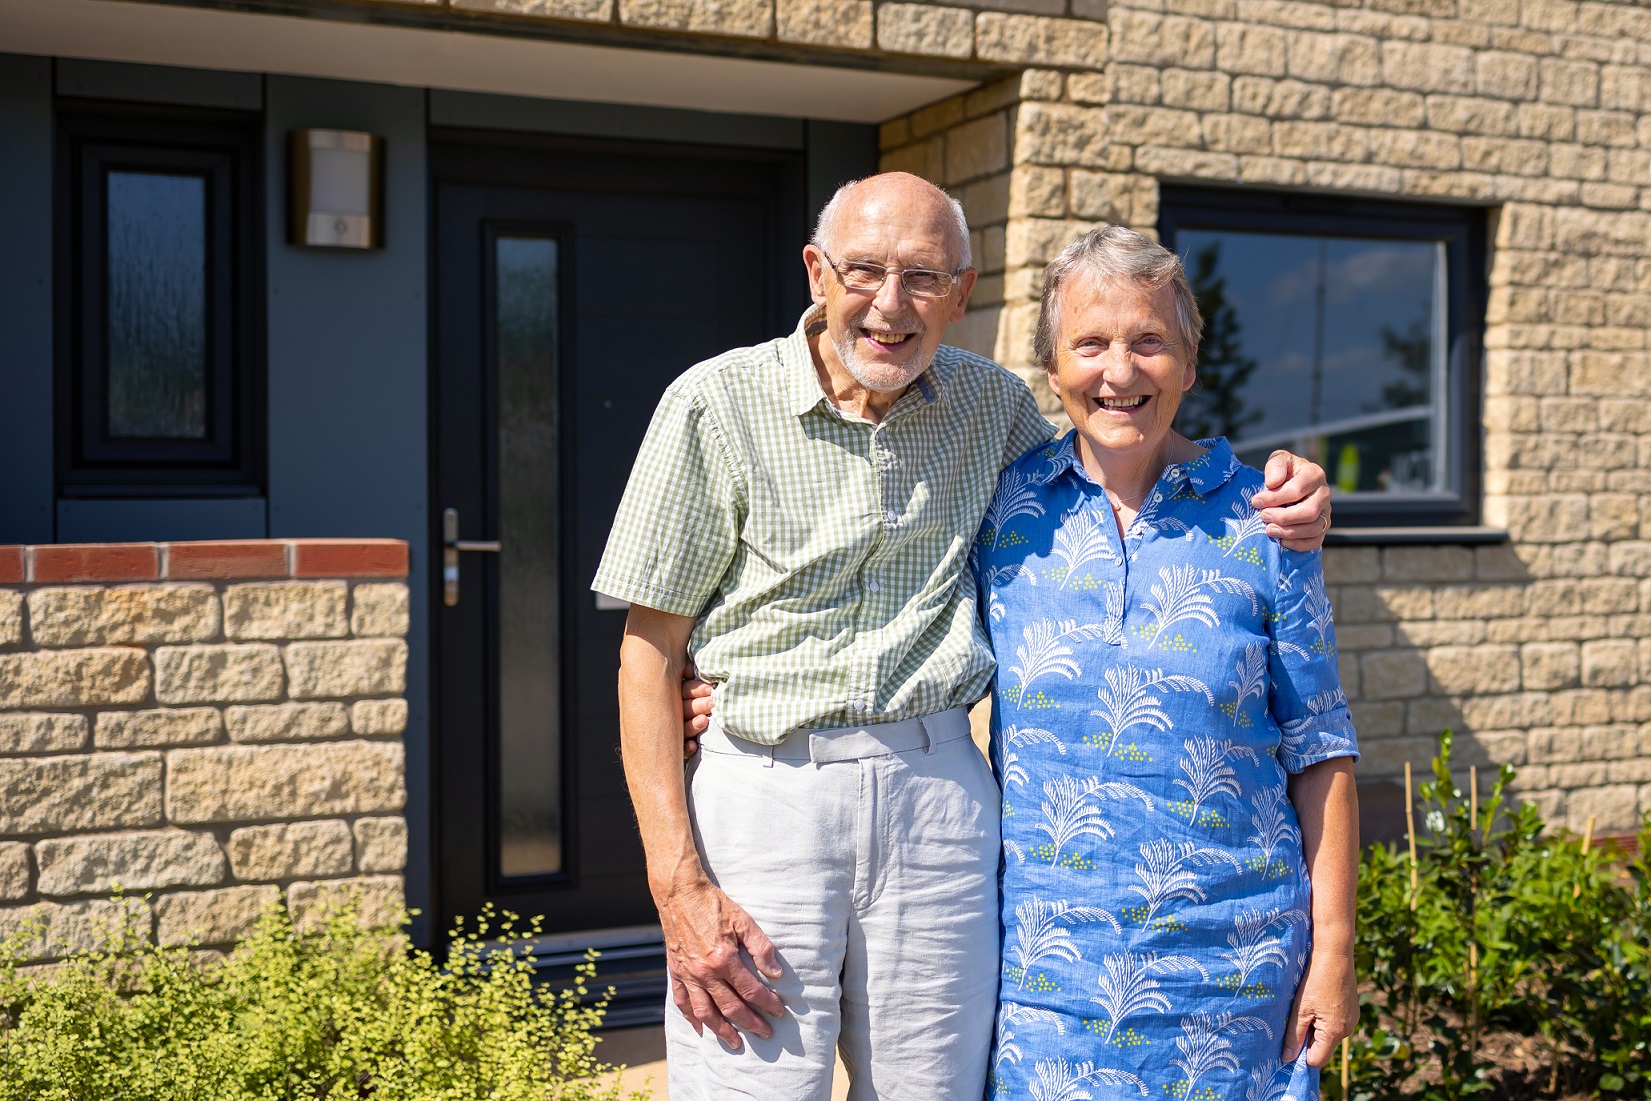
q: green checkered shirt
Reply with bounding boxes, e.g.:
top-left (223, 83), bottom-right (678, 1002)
top-left (592, 308), bottom-right (1056, 744)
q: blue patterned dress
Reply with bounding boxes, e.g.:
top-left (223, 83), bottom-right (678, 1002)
top-left (975, 434), bottom-right (1358, 1101)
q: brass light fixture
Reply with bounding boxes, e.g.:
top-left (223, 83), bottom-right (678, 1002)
top-left (287, 129), bottom-right (383, 249)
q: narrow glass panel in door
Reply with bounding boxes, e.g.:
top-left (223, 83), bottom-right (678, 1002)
top-left (495, 234), bottom-right (563, 879)
top-left (106, 170), bottom-right (209, 439)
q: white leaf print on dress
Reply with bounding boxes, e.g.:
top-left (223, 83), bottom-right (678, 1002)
top-left (1050, 507), bottom-right (1120, 589)
top-left (1220, 503), bottom-right (1269, 558)
top-left (1010, 895), bottom-right (1121, 988)
top-left (995, 1002), bottom-right (1065, 1072)
top-left (1246, 786), bottom-right (1301, 877)
top-left (1219, 908), bottom-right (1304, 995)
top-left (984, 562), bottom-right (1038, 623)
top-left (1245, 1059), bottom-right (1292, 1101)
top-left (1009, 619), bottom-right (1111, 710)
top-left (1092, 952), bottom-right (1210, 1045)
top-left (1173, 736), bottom-right (1261, 825)
top-left (1036, 775), bottom-right (1154, 866)
top-left (1169, 1012), bottom-right (1275, 1101)
top-left (1278, 688), bottom-right (1354, 768)
top-left (1139, 566), bottom-right (1259, 650)
top-left (1128, 839), bottom-right (1244, 928)
top-left (1089, 665), bottom-right (1213, 759)
top-left (985, 467), bottom-right (1047, 549)
top-left (1227, 644), bottom-right (1268, 714)
top-left (999, 724), bottom-right (1065, 790)
top-left (1029, 1057), bottom-right (1148, 1100)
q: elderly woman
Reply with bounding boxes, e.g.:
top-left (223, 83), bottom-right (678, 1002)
top-left (976, 226), bottom-right (1359, 1100)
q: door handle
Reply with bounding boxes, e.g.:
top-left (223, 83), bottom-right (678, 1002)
top-left (442, 507), bottom-right (500, 606)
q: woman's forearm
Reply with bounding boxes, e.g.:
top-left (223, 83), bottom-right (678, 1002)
top-left (1287, 757), bottom-right (1359, 950)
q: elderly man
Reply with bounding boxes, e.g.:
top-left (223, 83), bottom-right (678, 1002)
top-left (592, 172), bottom-right (1329, 1101)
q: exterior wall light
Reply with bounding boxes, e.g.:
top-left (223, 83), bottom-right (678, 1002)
top-left (287, 129), bottom-right (383, 249)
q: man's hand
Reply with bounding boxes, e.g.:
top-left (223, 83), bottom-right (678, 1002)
top-left (681, 662), bottom-right (713, 757)
top-left (1282, 945), bottom-right (1358, 1067)
top-left (620, 606), bottom-right (784, 1049)
top-left (661, 878), bottom-right (785, 1048)
top-left (1252, 450), bottom-right (1331, 552)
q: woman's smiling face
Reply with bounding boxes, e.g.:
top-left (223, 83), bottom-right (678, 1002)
top-left (1047, 275), bottom-right (1196, 468)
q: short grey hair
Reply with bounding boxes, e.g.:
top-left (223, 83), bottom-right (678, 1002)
top-left (812, 178), bottom-right (973, 271)
top-left (1033, 225), bottom-right (1203, 372)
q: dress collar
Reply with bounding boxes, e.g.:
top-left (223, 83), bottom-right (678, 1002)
top-left (1039, 431), bottom-right (1243, 496)
top-left (780, 306), bottom-right (947, 419)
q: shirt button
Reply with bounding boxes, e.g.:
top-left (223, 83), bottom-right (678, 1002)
top-left (867, 578), bottom-right (881, 593)
top-left (883, 509), bottom-right (899, 525)
top-left (851, 699), bottom-right (869, 711)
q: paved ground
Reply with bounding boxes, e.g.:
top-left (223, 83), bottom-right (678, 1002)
top-left (594, 1025), bottom-right (850, 1099)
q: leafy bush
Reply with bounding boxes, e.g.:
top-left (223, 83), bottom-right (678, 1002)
top-left (1339, 731), bottom-right (1651, 1100)
top-left (0, 898), bottom-right (648, 1101)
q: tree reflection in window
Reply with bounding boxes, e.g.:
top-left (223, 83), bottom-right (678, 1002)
top-left (1172, 230), bottom-right (1444, 499)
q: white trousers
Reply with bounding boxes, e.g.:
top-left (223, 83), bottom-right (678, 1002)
top-left (665, 708), bottom-right (1001, 1101)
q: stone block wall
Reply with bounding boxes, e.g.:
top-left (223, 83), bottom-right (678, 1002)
top-left (876, 0), bottom-right (1651, 837)
top-left (0, 540), bottom-right (410, 961)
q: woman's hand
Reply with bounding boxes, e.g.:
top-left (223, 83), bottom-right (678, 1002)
top-left (680, 661), bottom-right (714, 756)
top-left (1283, 944), bottom-right (1358, 1067)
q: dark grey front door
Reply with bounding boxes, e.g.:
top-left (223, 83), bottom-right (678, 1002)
top-left (430, 134), bottom-right (803, 1017)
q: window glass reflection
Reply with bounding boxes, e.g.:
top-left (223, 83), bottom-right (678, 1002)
top-left (1174, 230), bottom-right (1444, 497)
top-left (495, 236), bottom-right (562, 878)
top-left (106, 170), bottom-right (208, 439)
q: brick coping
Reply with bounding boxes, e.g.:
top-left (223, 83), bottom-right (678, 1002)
top-left (0, 540), bottom-right (408, 583)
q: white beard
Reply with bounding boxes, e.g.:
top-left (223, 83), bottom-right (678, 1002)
top-left (832, 321), bottom-right (934, 393)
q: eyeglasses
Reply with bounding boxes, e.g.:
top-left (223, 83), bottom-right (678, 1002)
top-left (820, 250), bottom-right (963, 299)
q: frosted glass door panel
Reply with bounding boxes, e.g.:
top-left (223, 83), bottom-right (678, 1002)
top-left (495, 235), bottom-right (562, 878)
top-left (106, 170), bottom-right (208, 439)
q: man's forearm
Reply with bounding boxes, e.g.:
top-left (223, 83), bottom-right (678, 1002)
top-left (618, 621), bottom-right (707, 902)
top-left (1289, 758), bottom-right (1358, 950)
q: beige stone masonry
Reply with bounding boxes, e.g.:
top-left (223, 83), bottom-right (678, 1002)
top-left (95, 707), bottom-right (223, 749)
top-left (166, 741), bottom-right (405, 825)
top-left (225, 702), bottom-right (350, 743)
top-left (0, 547), bottom-right (411, 959)
top-left (0, 753), bottom-right (163, 835)
top-left (155, 643), bottom-right (285, 704)
top-left (0, 897), bottom-right (150, 961)
top-left (0, 713), bottom-right (88, 754)
top-left (36, 829), bottom-right (226, 896)
top-left (228, 821), bottom-right (355, 880)
top-left (350, 698), bottom-right (408, 736)
top-left (224, 582), bottom-right (348, 641)
top-left (350, 583), bottom-right (409, 638)
top-left (353, 817), bottom-right (409, 874)
top-left (0, 844), bottom-right (30, 901)
top-left (287, 875), bottom-right (405, 932)
top-left (0, 591), bottom-right (20, 648)
top-left (155, 884), bottom-right (281, 946)
top-left (0, 648), bottom-right (150, 709)
top-left (27, 586), bottom-right (219, 648)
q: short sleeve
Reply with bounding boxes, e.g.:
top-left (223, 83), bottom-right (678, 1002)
top-left (1266, 548), bottom-right (1359, 774)
top-left (1000, 376), bottom-right (1059, 471)
top-left (591, 383), bottom-right (743, 618)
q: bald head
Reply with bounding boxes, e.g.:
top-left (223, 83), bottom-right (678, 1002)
top-left (812, 173), bottom-right (972, 272)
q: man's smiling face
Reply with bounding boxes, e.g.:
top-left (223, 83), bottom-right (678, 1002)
top-left (805, 175), bottom-right (975, 395)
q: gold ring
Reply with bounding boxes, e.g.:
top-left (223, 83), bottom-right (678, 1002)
top-left (1322, 513), bottom-right (1332, 535)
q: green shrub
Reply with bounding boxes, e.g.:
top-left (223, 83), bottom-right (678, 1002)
top-left (1341, 731), bottom-right (1651, 1100)
top-left (0, 898), bottom-right (648, 1101)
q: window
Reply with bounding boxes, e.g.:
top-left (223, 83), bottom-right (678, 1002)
top-left (57, 105), bottom-right (262, 496)
top-left (1159, 188), bottom-right (1486, 531)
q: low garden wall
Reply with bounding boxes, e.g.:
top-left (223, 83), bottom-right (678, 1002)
top-left (0, 539), bottom-right (410, 962)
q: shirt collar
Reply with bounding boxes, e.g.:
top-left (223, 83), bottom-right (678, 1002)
top-left (780, 306), bottom-right (949, 419)
top-left (1040, 432), bottom-right (1243, 495)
